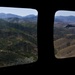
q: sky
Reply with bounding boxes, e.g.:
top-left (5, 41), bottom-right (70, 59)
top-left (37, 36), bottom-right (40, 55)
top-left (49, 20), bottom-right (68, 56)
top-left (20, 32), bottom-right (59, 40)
top-left (0, 7), bottom-right (38, 16)
top-left (55, 10), bottom-right (75, 16)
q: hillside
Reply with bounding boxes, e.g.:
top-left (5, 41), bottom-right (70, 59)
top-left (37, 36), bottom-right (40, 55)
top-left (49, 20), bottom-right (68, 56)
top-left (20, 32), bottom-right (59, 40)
top-left (0, 17), bottom-right (37, 67)
top-left (54, 21), bottom-right (75, 59)
top-left (55, 45), bottom-right (75, 58)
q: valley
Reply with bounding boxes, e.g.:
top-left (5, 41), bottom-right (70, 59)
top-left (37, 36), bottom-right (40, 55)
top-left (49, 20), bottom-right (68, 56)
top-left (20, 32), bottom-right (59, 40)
top-left (54, 16), bottom-right (75, 58)
top-left (0, 14), bottom-right (37, 67)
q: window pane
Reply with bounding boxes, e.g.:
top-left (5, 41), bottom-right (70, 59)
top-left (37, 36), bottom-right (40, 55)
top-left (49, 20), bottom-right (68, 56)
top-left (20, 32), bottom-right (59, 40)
top-left (0, 7), bottom-right (38, 67)
top-left (54, 10), bottom-right (75, 59)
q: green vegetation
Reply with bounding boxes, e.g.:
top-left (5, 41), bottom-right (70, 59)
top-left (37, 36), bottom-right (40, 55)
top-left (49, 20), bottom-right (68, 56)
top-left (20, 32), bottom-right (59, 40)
top-left (0, 18), bottom-right (37, 67)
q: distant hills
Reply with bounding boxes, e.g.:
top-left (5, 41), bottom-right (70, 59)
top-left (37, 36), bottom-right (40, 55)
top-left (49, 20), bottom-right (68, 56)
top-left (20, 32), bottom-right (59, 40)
top-left (0, 13), bottom-right (37, 18)
top-left (0, 13), bottom-right (22, 18)
top-left (54, 16), bottom-right (75, 28)
top-left (0, 13), bottom-right (37, 23)
top-left (55, 16), bottom-right (75, 23)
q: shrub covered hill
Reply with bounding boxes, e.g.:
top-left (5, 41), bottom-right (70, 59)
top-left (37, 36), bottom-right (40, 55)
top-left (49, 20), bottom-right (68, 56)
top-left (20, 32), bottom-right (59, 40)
top-left (54, 16), bottom-right (75, 59)
top-left (0, 14), bottom-right (37, 67)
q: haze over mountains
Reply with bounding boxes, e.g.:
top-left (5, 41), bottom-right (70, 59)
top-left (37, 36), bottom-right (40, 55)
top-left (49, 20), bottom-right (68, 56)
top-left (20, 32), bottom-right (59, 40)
top-left (0, 13), bottom-right (37, 18)
top-left (55, 16), bottom-right (75, 23)
top-left (54, 16), bottom-right (75, 28)
top-left (0, 13), bottom-right (37, 23)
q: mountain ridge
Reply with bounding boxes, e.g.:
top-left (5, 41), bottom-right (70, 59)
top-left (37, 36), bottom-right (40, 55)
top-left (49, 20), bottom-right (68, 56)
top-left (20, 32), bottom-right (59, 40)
top-left (55, 16), bottom-right (75, 23)
top-left (0, 13), bottom-right (37, 23)
top-left (0, 13), bottom-right (37, 18)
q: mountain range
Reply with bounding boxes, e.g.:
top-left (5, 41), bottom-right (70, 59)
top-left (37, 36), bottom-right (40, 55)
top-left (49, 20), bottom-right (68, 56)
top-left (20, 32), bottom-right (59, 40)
top-left (55, 16), bottom-right (75, 23)
top-left (0, 13), bottom-right (37, 67)
top-left (0, 13), bottom-right (37, 18)
top-left (0, 13), bottom-right (37, 23)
